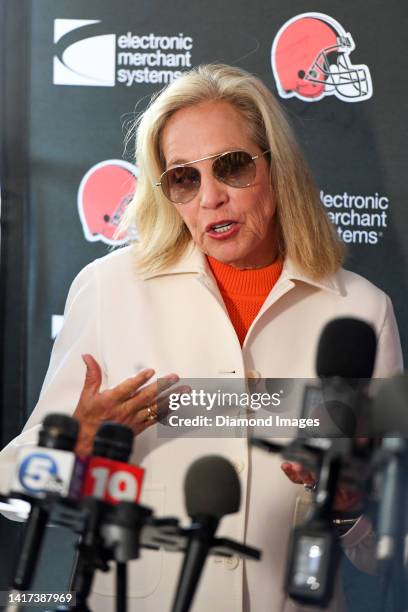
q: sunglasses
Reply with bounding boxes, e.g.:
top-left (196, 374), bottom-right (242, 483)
top-left (156, 149), bottom-right (270, 204)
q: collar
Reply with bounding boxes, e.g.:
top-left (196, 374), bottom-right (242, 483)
top-left (280, 258), bottom-right (342, 295)
top-left (139, 243), bottom-right (342, 295)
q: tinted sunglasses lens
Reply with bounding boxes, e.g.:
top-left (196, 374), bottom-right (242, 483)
top-left (162, 166), bottom-right (200, 203)
top-left (214, 151), bottom-right (256, 187)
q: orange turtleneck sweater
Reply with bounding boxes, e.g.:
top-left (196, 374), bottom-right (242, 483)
top-left (206, 255), bottom-right (283, 346)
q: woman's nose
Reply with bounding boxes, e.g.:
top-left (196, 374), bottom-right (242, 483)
top-left (198, 169), bottom-right (229, 209)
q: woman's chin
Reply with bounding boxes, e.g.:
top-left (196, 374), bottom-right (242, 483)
top-left (204, 243), bottom-right (274, 269)
top-left (204, 245), bottom-right (245, 267)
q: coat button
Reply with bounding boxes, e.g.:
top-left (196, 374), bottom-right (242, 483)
top-left (232, 459), bottom-right (245, 474)
top-left (224, 555), bottom-right (240, 570)
top-left (246, 369), bottom-right (261, 379)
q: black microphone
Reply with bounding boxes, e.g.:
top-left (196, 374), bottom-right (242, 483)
top-left (69, 422), bottom-right (134, 611)
top-left (9, 414), bottom-right (80, 593)
top-left (313, 317), bottom-right (377, 437)
top-left (284, 319), bottom-right (377, 608)
top-left (92, 421), bottom-right (133, 459)
top-left (172, 456), bottom-right (241, 612)
top-left (67, 422), bottom-right (146, 612)
top-left (10, 413), bottom-right (81, 500)
top-left (316, 317), bottom-right (377, 380)
top-left (82, 422), bottom-right (144, 504)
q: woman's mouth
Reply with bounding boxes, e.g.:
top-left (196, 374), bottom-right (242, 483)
top-left (206, 221), bottom-right (240, 239)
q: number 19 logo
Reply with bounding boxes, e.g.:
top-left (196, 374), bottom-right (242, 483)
top-left (83, 459), bottom-right (144, 504)
top-left (90, 467), bottom-right (139, 502)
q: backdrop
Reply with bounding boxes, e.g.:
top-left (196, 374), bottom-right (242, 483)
top-left (1, 0), bottom-right (407, 608)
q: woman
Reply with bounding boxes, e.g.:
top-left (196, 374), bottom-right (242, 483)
top-left (0, 64), bottom-right (403, 611)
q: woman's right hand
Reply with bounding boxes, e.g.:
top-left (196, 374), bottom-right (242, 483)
top-left (73, 353), bottom-right (180, 456)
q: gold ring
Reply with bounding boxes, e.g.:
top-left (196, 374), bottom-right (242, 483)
top-left (146, 406), bottom-right (156, 421)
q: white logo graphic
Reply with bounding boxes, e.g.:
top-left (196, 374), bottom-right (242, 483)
top-left (53, 19), bottom-right (116, 87)
top-left (53, 21), bottom-right (194, 87)
top-left (321, 190), bottom-right (389, 245)
top-left (272, 13), bottom-right (373, 102)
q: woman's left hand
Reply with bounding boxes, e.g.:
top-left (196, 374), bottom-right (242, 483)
top-left (281, 461), bottom-right (362, 513)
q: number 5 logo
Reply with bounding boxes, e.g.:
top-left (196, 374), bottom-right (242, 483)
top-left (18, 453), bottom-right (59, 494)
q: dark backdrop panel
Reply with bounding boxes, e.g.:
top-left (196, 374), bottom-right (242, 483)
top-left (0, 1), bottom-right (30, 444)
top-left (0, 0), bottom-right (31, 591)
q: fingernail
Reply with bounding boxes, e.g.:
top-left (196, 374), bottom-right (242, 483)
top-left (141, 368), bottom-right (155, 377)
top-left (179, 385), bottom-right (191, 393)
top-left (165, 374), bottom-right (179, 382)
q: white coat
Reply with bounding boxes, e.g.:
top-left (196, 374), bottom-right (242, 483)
top-left (0, 244), bottom-right (403, 612)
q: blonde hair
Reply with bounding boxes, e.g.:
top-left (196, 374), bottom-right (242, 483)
top-left (121, 63), bottom-right (345, 278)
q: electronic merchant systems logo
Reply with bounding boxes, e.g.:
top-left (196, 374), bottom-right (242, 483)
top-left (271, 13), bottom-right (373, 102)
top-left (53, 19), bottom-right (116, 86)
top-left (53, 19), bottom-right (194, 87)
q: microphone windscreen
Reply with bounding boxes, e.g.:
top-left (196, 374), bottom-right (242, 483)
top-left (39, 414), bottom-right (79, 450)
top-left (316, 318), bottom-right (377, 379)
top-left (371, 373), bottom-right (408, 436)
top-left (185, 455), bottom-right (240, 520)
top-left (92, 422), bottom-right (134, 462)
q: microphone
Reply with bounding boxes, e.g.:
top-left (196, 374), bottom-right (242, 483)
top-left (284, 318), bottom-right (377, 608)
top-left (172, 455), bottom-right (240, 612)
top-left (68, 422), bottom-right (144, 612)
top-left (312, 317), bottom-right (377, 437)
top-left (82, 421), bottom-right (144, 503)
top-left (8, 414), bottom-right (80, 594)
top-left (10, 414), bottom-right (83, 500)
top-left (316, 317), bottom-right (376, 435)
top-left (316, 317), bottom-right (377, 380)
top-left (252, 318), bottom-right (378, 608)
top-left (371, 375), bottom-right (408, 563)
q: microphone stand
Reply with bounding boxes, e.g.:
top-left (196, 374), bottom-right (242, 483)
top-left (116, 562), bottom-right (127, 612)
top-left (172, 516), bottom-right (218, 612)
top-left (6, 494), bottom-right (58, 612)
top-left (170, 521), bottom-right (261, 612)
top-left (66, 498), bottom-right (111, 612)
top-left (375, 438), bottom-right (408, 612)
top-left (101, 502), bottom-right (153, 612)
top-left (46, 497), bottom-right (260, 612)
top-left (11, 501), bottom-right (49, 591)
